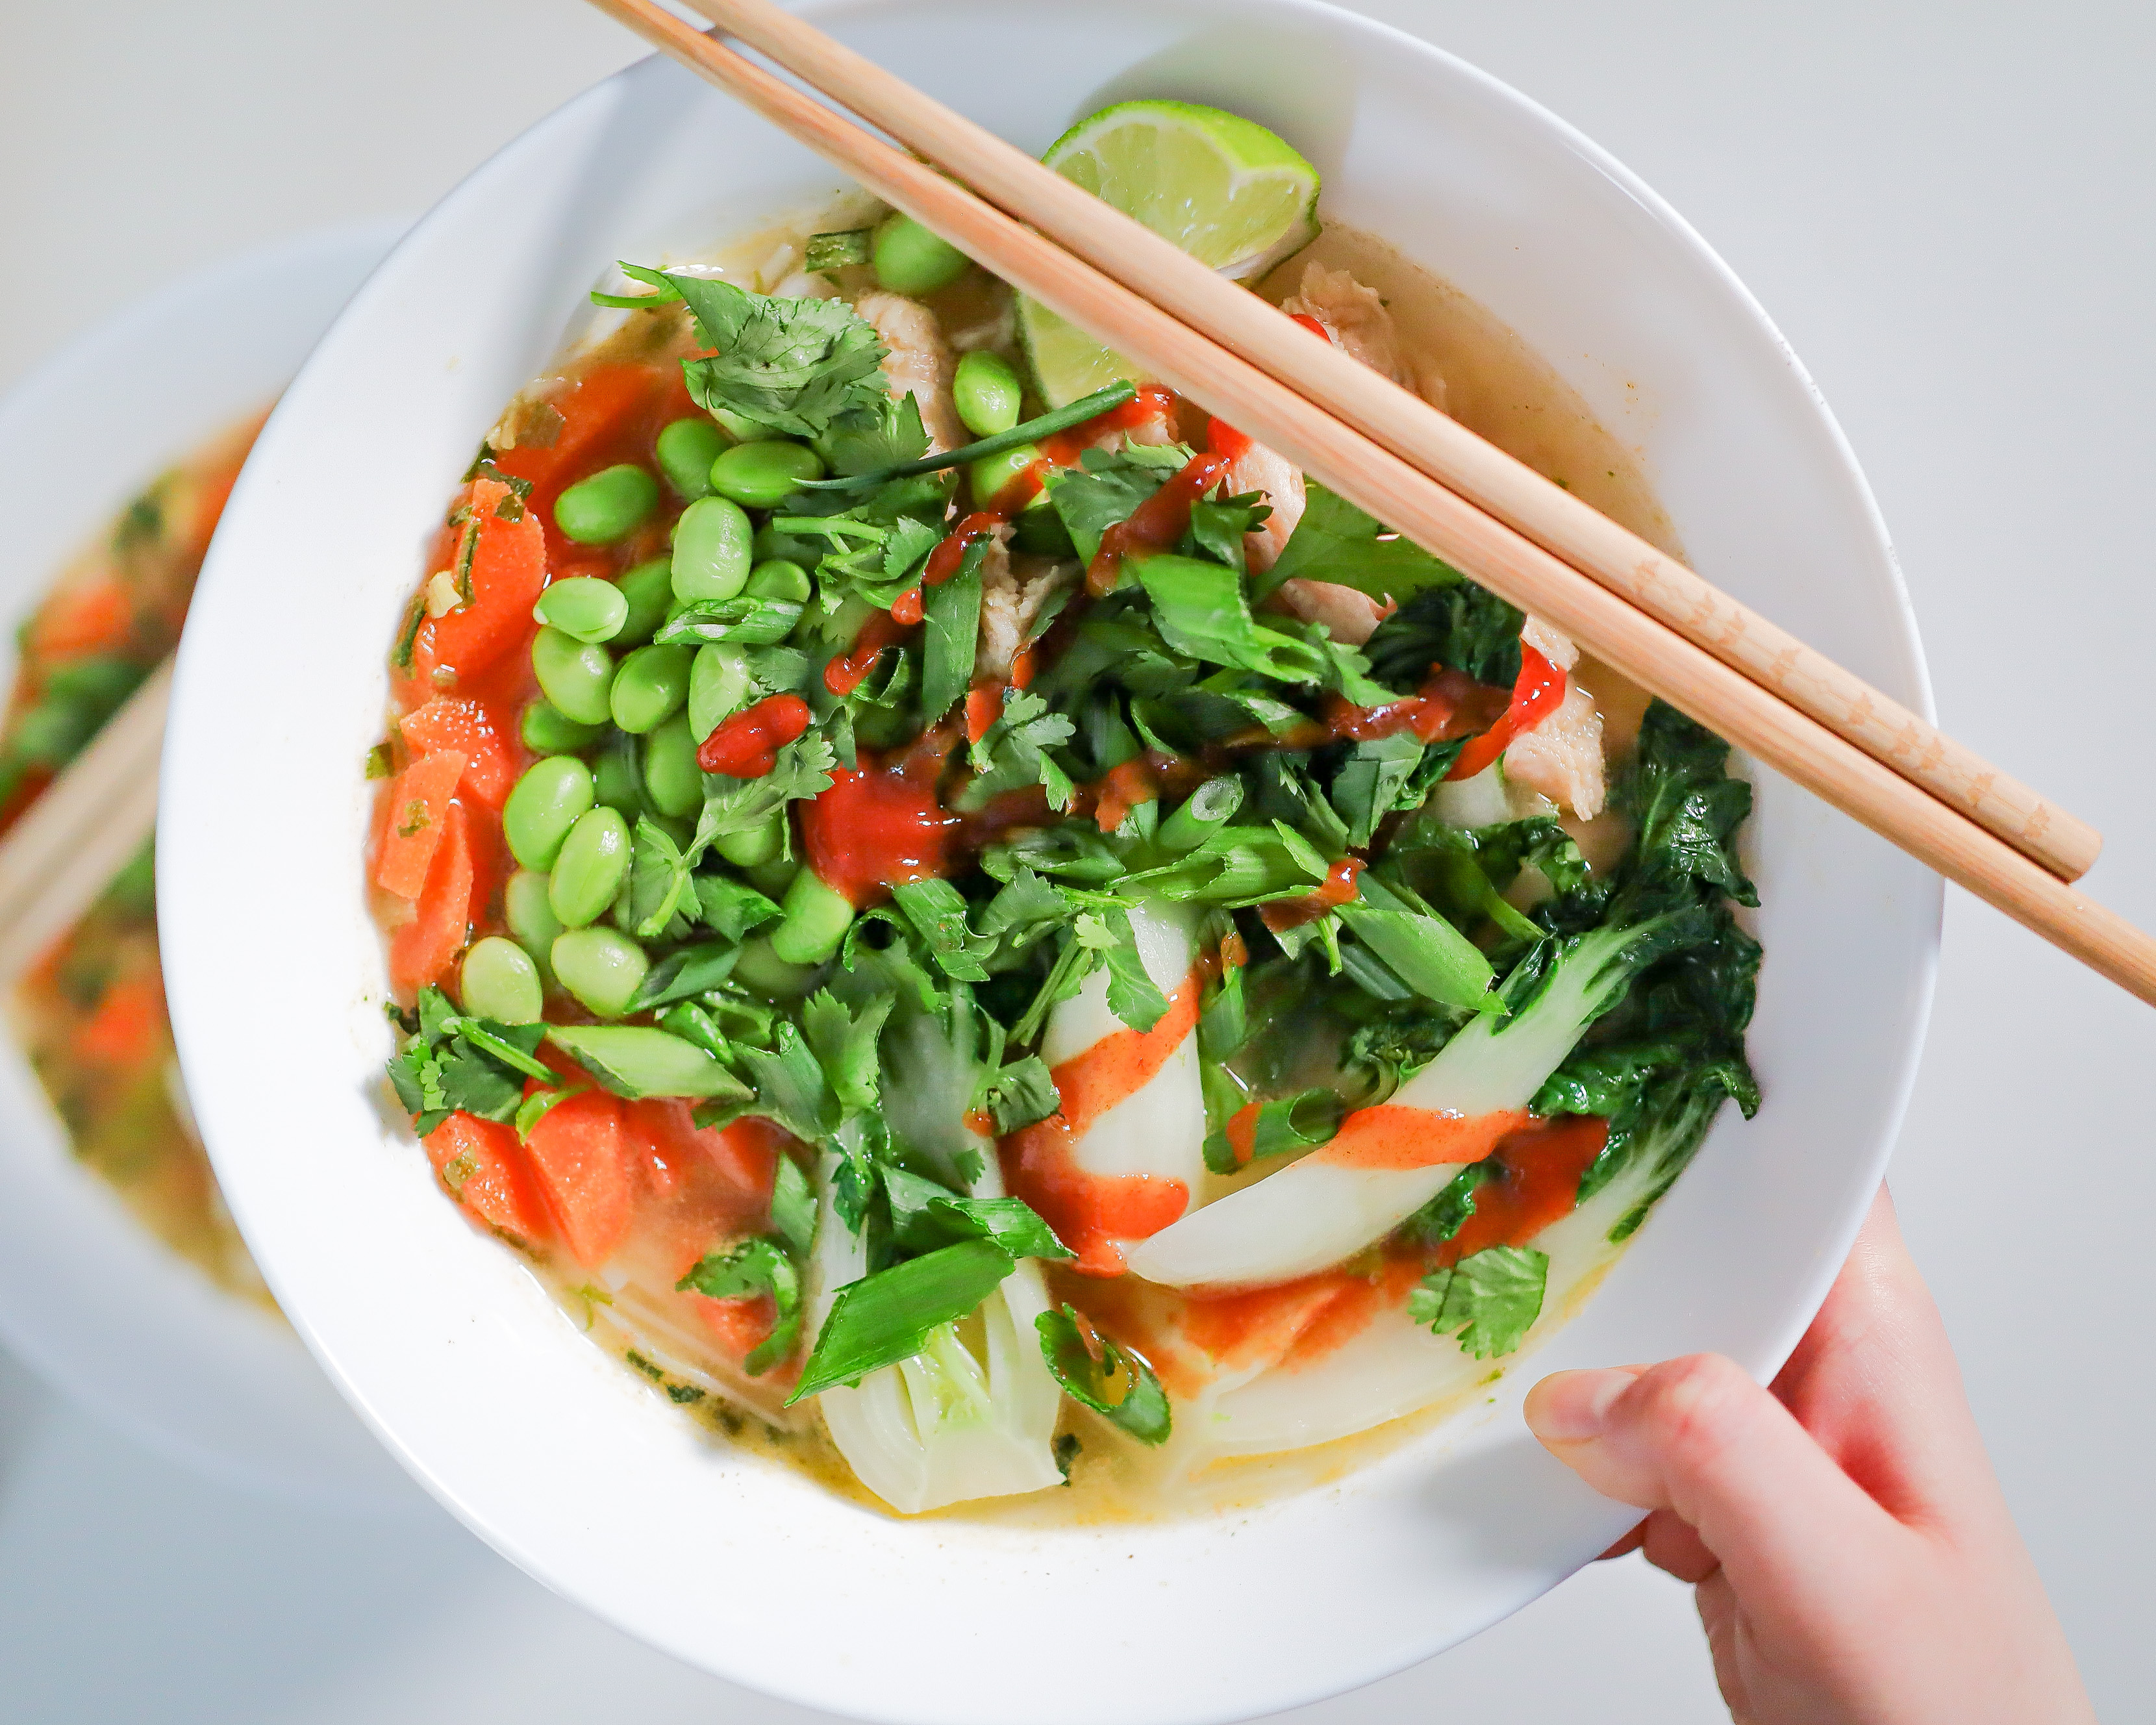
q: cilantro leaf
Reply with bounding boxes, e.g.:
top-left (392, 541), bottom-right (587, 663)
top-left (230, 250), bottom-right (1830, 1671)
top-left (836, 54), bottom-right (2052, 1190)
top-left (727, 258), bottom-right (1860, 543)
top-left (1134, 555), bottom-right (1336, 684)
top-left (694, 874), bottom-right (783, 943)
top-left (1259, 481), bottom-right (1463, 605)
top-left (677, 1237), bottom-right (803, 1375)
top-left (1408, 1244), bottom-right (1548, 1357)
top-left (629, 818), bottom-right (694, 940)
top-left (981, 1054), bottom-right (1060, 1133)
top-left (625, 940), bottom-right (742, 1014)
top-left (662, 271), bottom-right (890, 438)
top-left (685, 728), bottom-right (836, 866)
top-left (919, 533), bottom-right (985, 722)
top-left (957, 687), bottom-right (1075, 810)
top-left (892, 877), bottom-right (995, 981)
top-left (1044, 445), bottom-right (1183, 562)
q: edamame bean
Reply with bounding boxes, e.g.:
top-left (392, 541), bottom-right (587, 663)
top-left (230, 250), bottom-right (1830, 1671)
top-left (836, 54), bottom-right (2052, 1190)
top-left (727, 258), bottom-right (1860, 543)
top-left (459, 936), bottom-right (544, 1024)
top-left (608, 643), bottom-right (692, 734)
top-left (953, 350), bottom-right (1023, 436)
top-left (671, 496), bottom-right (753, 605)
top-left (553, 463), bottom-right (659, 544)
top-left (503, 756), bottom-right (595, 870)
top-left (592, 734), bottom-right (646, 818)
top-left (533, 576), bottom-right (629, 644)
top-left (871, 213), bottom-right (970, 296)
top-left (614, 557), bottom-right (675, 648)
top-left (641, 711), bottom-right (702, 818)
top-left (549, 806), bottom-right (633, 929)
top-left (655, 416), bottom-right (727, 499)
top-left (970, 442), bottom-right (1042, 509)
top-left (769, 867), bottom-right (856, 964)
top-left (712, 407), bottom-right (777, 444)
top-left (731, 935), bottom-right (823, 1000)
top-left (714, 809), bottom-right (786, 868)
top-left (708, 440), bottom-right (825, 509)
top-left (520, 698), bottom-right (606, 755)
top-left (745, 855), bottom-right (799, 898)
top-left (688, 642), bottom-right (752, 740)
top-left (531, 626), bottom-right (615, 725)
top-left (551, 927), bottom-right (649, 1018)
top-left (504, 870), bottom-right (565, 983)
top-left (744, 558), bottom-right (812, 603)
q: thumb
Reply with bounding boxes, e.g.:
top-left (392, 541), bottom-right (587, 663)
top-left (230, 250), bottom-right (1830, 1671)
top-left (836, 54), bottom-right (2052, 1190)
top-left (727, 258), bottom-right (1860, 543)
top-left (1525, 1354), bottom-right (1899, 1601)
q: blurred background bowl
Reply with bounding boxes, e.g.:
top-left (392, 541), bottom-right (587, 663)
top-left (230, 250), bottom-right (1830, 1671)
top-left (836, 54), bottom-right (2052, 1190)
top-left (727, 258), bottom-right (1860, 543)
top-left (0, 223), bottom-right (422, 1508)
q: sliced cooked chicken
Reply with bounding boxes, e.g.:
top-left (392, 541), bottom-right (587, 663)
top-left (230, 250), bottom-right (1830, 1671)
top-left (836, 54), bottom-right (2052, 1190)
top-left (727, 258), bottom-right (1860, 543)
top-left (854, 290), bottom-right (966, 453)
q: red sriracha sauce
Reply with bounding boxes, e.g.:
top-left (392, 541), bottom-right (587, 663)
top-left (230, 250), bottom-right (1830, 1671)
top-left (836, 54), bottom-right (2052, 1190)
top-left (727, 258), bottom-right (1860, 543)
top-left (1445, 642), bottom-right (1567, 782)
top-left (825, 610), bottom-right (914, 698)
top-left (1039, 383), bottom-right (1179, 467)
top-left (697, 693), bottom-right (812, 778)
top-left (1260, 855), bottom-right (1366, 933)
top-left (923, 511), bottom-right (1003, 587)
top-left (1289, 311), bottom-right (1333, 343)
top-left (799, 757), bottom-right (961, 908)
top-left (1087, 446), bottom-right (1238, 598)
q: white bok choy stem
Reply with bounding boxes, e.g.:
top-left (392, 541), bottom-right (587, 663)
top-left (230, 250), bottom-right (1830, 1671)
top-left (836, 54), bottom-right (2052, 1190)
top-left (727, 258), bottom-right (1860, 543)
top-left (1125, 914), bottom-right (1685, 1289)
top-left (1038, 898), bottom-right (1205, 1205)
top-left (805, 1139), bottom-right (1064, 1514)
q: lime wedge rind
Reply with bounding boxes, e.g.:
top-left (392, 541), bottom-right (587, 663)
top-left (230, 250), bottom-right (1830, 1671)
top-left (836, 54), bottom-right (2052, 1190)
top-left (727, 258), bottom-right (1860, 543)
top-left (1018, 100), bottom-right (1321, 407)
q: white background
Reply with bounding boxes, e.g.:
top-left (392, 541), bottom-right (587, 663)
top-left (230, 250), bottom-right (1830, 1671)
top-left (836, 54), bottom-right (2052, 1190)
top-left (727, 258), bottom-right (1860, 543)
top-left (1, 2), bottom-right (2148, 1719)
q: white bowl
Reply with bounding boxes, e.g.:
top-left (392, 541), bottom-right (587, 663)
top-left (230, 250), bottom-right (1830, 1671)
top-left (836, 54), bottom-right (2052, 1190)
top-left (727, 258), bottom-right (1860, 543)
top-left (159, 4), bottom-right (1939, 1719)
top-left (0, 224), bottom-right (421, 1507)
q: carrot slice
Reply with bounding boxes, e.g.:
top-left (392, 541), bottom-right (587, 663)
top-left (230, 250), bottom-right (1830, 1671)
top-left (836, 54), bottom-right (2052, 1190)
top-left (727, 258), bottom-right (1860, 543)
top-left (425, 1112), bottom-right (553, 1246)
top-left (75, 974), bottom-right (164, 1067)
top-left (32, 581), bottom-right (134, 659)
top-left (491, 364), bottom-right (669, 557)
top-left (399, 695), bottom-right (518, 807)
top-left (523, 1088), bottom-right (638, 1268)
top-left (388, 800), bottom-right (476, 996)
top-left (412, 477), bottom-right (548, 685)
top-left (373, 749), bottom-right (468, 899)
top-left (686, 1289), bottom-right (777, 1364)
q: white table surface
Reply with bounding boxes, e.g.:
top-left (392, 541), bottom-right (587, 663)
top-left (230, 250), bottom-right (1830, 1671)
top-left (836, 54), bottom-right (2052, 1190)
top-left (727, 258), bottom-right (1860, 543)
top-left (1, 2), bottom-right (2148, 1719)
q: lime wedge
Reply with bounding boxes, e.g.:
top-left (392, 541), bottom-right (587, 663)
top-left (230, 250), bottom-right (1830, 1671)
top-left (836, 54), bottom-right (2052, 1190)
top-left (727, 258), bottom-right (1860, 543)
top-left (1018, 100), bottom-right (1321, 407)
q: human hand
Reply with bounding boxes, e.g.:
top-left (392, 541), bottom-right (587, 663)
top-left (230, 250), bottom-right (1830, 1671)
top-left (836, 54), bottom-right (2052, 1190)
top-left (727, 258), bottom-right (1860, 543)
top-left (1523, 1187), bottom-right (2096, 1725)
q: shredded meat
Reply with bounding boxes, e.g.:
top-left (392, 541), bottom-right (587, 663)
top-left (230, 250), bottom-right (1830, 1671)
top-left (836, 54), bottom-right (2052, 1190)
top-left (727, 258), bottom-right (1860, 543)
top-left (854, 291), bottom-right (965, 452)
top-left (1282, 262), bottom-right (1410, 385)
top-left (978, 531), bottom-right (1074, 683)
top-left (1222, 438), bottom-right (1305, 573)
top-left (1505, 683), bottom-right (1606, 818)
top-left (1520, 614), bottom-right (1579, 672)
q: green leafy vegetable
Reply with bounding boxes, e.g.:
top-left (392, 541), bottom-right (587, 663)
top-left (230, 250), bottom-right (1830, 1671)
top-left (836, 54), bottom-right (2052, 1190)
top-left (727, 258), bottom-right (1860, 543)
top-left (679, 1237), bottom-right (803, 1375)
top-left (1408, 1244), bottom-right (1549, 1357)
top-left (1036, 1307), bottom-right (1172, 1444)
top-left (662, 270), bottom-right (891, 439)
top-left (1259, 482), bottom-right (1462, 605)
top-left (790, 1239), bottom-right (1020, 1402)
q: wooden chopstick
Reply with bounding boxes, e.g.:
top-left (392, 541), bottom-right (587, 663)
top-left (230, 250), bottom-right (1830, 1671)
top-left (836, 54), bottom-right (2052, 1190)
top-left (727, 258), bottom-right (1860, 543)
top-left (679, 0), bottom-right (2100, 887)
top-left (0, 658), bottom-right (168, 983)
top-left (588, 0), bottom-right (2156, 1005)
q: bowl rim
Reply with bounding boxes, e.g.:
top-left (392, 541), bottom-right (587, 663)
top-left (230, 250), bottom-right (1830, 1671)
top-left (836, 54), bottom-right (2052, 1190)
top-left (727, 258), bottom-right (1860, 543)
top-left (158, 1), bottom-right (1941, 1713)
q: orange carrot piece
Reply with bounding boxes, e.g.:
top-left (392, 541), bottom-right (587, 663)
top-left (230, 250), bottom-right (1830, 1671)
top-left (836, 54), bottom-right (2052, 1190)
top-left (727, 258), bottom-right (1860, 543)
top-left (425, 1112), bottom-right (554, 1246)
top-left (523, 1088), bottom-right (638, 1268)
top-left (31, 581), bottom-right (134, 659)
top-left (373, 749), bottom-right (469, 899)
top-left (399, 696), bottom-right (518, 807)
top-left (686, 1289), bottom-right (777, 1364)
top-left (75, 974), bottom-right (164, 1067)
top-left (388, 800), bottom-right (476, 996)
top-left (414, 477), bottom-right (548, 685)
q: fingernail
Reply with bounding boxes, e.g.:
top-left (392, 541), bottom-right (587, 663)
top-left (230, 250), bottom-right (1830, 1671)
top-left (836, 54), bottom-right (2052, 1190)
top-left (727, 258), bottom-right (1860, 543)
top-left (1524, 1367), bottom-right (1638, 1443)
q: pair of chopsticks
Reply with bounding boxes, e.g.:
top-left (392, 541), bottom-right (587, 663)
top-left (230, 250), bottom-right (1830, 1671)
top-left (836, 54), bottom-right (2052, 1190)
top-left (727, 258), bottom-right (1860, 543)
top-left (586, 0), bottom-right (2156, 1005)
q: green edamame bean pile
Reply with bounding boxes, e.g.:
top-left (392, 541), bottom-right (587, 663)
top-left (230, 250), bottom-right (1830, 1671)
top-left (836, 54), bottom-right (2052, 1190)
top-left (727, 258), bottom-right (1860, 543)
top-left (368, 136), bottom-right (1757, 1525)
